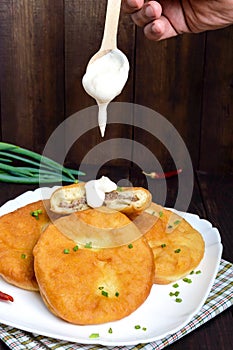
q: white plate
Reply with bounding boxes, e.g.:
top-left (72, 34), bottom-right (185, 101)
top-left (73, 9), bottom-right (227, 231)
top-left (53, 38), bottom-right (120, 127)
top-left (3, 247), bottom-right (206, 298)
top-left (0, 187), bottom-right (222, 346)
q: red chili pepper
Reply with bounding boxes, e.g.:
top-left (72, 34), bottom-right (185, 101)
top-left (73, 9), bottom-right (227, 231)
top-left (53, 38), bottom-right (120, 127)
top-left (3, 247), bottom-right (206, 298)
top-left (0, 291), bottom-right (14, 302)
top-left (143, 168), bottom-right (182, 179)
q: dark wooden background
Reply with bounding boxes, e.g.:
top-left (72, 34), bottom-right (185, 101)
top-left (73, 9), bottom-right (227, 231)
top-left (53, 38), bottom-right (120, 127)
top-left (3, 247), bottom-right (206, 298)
top-left (0, 0), bottom-right (232, 174)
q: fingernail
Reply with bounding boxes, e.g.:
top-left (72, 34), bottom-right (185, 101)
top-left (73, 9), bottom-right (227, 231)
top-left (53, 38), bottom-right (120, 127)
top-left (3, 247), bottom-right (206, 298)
top-left (145, 5), bottom-right (154, 18)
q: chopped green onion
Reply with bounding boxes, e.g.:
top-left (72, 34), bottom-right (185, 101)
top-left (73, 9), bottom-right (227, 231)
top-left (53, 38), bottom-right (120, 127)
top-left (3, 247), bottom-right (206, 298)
top-left (161, 243), bottom-right (166, 248)
top-left (175, 298), bottom-right (182, 303)
top-left (89, 333), bottom-right (99, 339)
top-left (183, 277), bottom-right (192, 283)
top-left (21, 253), bottom-right (26, 259)
top-left (159, 211), bottom-right (163, 217)
top-left (142, 327), bottom-right (147, 331)
top-left (196, 270), bottom-right (202, 274)
top-left (168, 225), bottom-right (173, 229)
top-left (190, 270), bottom-right (195, 275)
top-left (98, 286), bottom-right (104, 290)
top-left (101, 291), bottom-right (108, 297)
top-left (73, 245), bottom-right (79, 251)
top-left (63, 249), bottom-right (70, 254)
top-left (30, 209), bottom-right (42, 220)
top-left (135, 325), bottom-right (141, 329)
top-left (174, 220), bottom-right (180, 225)
top-left (108, 328), bottom-right (113, 334)
top-left (169, 291), bottom-right (180, 297)
top-left (117, 186), bottom-right (123, 191)
top-left (84, 242), bottom-right (92, 249)
top-left (128, 243), bottom-right (133, 249)
top-left (115, 292), bottom-right (119, 297)
top-left (172, 283), bottom-right (179, 288)
top-left (174, 248), bottom-right (181, 253)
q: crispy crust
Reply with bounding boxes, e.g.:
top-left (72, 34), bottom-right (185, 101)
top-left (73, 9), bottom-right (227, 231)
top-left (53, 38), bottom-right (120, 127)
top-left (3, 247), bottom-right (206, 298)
top-left (33, 209), bottom-right (155, 324)
top-left (131, 203), bottom-right (205, 284)
top-left (0, 200), bottom-right (51, 291)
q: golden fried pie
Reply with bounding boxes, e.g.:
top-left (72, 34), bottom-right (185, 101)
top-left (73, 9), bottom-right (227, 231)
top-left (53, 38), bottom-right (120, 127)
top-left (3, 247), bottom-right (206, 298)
top-left (0, 201), bottom-right (50, 290)
top-left (50, 183), bottom-right (152, 215)
top-left (131, 203), bottom-right (205, 284)
top-left (33, 208), bottom-right (154, 324)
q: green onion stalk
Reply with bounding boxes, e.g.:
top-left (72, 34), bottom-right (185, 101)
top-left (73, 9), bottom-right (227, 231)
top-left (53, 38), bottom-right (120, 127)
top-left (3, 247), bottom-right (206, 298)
top-left (0, 142), bottom-right (85, 184)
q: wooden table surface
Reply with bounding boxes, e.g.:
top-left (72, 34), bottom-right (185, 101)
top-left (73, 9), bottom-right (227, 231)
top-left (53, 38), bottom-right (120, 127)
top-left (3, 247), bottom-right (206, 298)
top-left (0, 169), bottom-right (232, 350)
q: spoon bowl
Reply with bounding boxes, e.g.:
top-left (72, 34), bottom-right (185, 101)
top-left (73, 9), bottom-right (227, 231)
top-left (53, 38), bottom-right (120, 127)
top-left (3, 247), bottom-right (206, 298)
top-left (87, 0), bottom-right (122, 66)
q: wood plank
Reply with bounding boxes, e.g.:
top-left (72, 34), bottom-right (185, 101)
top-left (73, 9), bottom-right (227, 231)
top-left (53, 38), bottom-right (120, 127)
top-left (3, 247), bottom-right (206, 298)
top-left (197, 172), bottom-right (233, 262)
top-left (0, 0), bottom-right (64, 153)
top-left (133, 31), bottom-right (206, 169)
top-left (64, 0), bottom-right (135, 166)
top-left (200, 26), bottom-right (233, 174)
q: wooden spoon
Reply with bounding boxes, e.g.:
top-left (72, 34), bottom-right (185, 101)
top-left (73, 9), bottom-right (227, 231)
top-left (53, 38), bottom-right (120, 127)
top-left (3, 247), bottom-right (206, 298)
top-left (82, 0), bottom-right (129, 137)
top-left (87, 0), bottom-right (122, 66)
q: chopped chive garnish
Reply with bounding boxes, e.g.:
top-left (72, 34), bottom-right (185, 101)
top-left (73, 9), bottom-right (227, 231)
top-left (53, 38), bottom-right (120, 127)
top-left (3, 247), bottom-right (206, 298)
top-left (101, 290), bottom-right (108, 297)
top-left (159, 211), bottom-right (163, 217)
top-left (89, 333), bottom-right (99, 339)
top-left (175, 298), bottom-right (182, 303)
top-left (117, 186), bottom-right (123, 191)
top-left (108, 328), bottom-right (113, 334)
top-left (190, 270), bottom-right (195, 275)
top-left (115, 291), bottom-right (119, 297)
top-left (170, 291), bottom-right (180, 297)
top-left (172, 283), bottom-right (179, 288)
top-left (183, 278), bottom-right (192, 283)
top-left (84, 242), bottom-right (92, 249)
top-left (151, 211), bottom-right (156, 216)
top-left (196, 270), bottom-right (202, 274)
top-left (98, 286), bottom-right (104, 290)
top-left (168, 225), bottom-right (173, 229)
top-left (30, 209), bottom-right (42, 220)
top-left (161, 243), bottom-right (166, 248)
top-left (73, 245), bottom-right (79, 251)
top-left (63, 249), bottom-right (70, 254)
top-left (128, 243), bottom-right (133, 249)
top-left (135, 325), bottom-right (141, 329)
top-left (174, 248), bottom-right (181, 253)
top-left (142, 327), bottom-right (147, 331)
top-left (174, 220), bottom-right (180, 225)
top-left (21, 253), bottom-right (26, 259)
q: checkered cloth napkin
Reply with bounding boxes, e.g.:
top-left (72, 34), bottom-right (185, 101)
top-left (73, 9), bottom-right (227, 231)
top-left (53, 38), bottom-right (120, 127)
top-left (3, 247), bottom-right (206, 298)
top-left (0, 259), bottom-right (232, 350)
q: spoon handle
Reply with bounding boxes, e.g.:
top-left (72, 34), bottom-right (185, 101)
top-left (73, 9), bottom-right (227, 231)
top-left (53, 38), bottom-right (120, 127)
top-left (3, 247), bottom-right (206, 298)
top-left (100, 0), bottom-right (122, 51)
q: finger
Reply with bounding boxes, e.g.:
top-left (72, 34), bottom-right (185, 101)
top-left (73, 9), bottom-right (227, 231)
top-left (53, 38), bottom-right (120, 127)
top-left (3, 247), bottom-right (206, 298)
top-left (131, 1), bottom-right (162, 27)
top-left (121, 0), bottom-right (144, 14)
top-left (144, 17), bottom-right (178, 41)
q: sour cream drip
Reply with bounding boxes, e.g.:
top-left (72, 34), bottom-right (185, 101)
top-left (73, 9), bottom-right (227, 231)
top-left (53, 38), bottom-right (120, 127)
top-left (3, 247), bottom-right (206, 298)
top-left (82, 49), bottom-right (129, 137)
top-left (85, 176), bottom-right (117, 208)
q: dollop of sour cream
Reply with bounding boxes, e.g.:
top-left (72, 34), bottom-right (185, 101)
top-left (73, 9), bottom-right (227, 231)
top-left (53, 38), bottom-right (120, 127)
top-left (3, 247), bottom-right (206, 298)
top-left (82, 49), bottom-right (129, 137)
top-left (85, 176), bottom-right (117, 208)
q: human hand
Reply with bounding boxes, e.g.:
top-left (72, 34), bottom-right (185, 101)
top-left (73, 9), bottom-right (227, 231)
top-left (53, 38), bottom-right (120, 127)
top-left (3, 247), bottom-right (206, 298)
top-left (122, 0), bottom-right (233, 41)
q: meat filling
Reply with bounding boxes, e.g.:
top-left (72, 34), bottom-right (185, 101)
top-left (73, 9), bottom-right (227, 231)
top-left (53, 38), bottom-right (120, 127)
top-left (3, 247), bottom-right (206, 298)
top-left (104, 191), bottom-right (139, 205)
top-left (59, 197), bottom-right (87, 210)
top-left (58, 191), bottom-right (139, 209)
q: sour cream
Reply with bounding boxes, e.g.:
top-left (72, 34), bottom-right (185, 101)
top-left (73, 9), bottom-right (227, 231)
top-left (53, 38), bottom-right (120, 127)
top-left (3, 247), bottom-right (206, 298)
top-left (82, 49), bottom-right (129, 137)
top-left (85, 176), bottom-right (117, 208)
